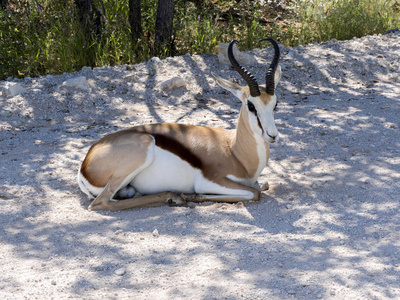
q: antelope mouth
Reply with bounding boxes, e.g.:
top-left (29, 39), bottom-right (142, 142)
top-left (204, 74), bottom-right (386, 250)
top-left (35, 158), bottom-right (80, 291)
top-left (264, 133), bottom-right (279, 144)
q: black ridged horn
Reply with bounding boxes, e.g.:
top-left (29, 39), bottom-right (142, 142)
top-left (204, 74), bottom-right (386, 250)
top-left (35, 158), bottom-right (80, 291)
top-left (228, 40), bottom-right (260, 97)
top-left (260, 38), bottom-right (280, 95)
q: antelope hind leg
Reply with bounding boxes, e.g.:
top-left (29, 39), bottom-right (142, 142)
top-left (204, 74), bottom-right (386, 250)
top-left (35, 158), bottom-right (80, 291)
top-left (89, 188), bottom-right (186, 211)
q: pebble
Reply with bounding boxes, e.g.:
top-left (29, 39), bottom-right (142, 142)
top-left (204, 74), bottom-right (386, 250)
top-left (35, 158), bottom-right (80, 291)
top-left (293, 61), bottom-right (304, 67)
top-left (115, 268), bottom-right (126, 276)
top-left (2, 82), bottom-right (27, 97)
top-left (152, 229), bottom-right (159, 237)
top-left (160, 77), bottom-right (187, 91)
top-left (62, 76), bottom-right (90, 91)
top-left (385, 122), bottom-right (398, 129)
top-left (187, 202), bottom-right (196, 209)
top-left (0, 109), bottom-right (12, 117)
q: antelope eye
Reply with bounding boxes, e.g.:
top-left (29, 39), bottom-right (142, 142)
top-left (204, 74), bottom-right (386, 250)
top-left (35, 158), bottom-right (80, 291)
top-left (247, 101), bottom-right (257, 114)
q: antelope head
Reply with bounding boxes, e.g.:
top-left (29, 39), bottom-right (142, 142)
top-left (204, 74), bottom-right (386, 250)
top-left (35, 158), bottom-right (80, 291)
top-left (213, 38), bottom-right (282, 144)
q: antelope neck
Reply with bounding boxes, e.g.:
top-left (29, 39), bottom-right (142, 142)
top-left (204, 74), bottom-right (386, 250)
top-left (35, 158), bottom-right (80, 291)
top-left (231, 109), bottom-right (262, 178)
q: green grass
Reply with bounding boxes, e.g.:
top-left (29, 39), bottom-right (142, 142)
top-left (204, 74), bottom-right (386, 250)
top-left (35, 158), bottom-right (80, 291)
top-left (0, 0), bottom-right (399, 80)
top-left (288, 0), bottom-right (400, 45)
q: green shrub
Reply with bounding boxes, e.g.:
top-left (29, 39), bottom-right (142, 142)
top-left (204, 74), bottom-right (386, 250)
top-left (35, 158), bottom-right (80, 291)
top-left (0, 0), bottom-right (399, 80)
top-left (288, 0), bottom-right (400, 45)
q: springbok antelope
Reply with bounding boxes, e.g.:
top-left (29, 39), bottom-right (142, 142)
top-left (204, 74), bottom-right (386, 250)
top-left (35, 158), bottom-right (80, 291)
top-left (78, 38), bottom-right (282, 211)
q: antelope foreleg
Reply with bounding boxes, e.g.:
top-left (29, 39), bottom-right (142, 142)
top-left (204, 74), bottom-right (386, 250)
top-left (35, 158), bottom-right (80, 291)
top-left (181, 191), bottom-right (260, 203)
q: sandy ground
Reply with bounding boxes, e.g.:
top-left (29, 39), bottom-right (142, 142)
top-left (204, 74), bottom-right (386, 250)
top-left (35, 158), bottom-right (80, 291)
top-left (0, 33), bottom-right (399, 299)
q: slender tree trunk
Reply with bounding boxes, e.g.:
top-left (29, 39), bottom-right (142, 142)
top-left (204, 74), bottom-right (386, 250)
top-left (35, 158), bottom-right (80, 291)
top-left (129, 0), bottom-right (143, 44)
top-left (154, 0), bottom-right (174, 52)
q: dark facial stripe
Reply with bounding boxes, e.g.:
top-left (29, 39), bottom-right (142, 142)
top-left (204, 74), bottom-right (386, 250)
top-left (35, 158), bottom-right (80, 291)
top-left (152, 134), bottom-right (203, 170)
top-left (247, 101), bottom-right (257, 114)
top-left (256, 117), bottom-right (264, 134)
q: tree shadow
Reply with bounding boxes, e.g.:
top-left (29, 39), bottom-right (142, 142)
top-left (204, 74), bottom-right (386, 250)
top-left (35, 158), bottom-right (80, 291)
top-left (0, 35), bottom-right (399, 298)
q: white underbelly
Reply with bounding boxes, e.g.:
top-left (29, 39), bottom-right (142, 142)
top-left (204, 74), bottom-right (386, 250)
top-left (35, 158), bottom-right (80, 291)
top-left (131, 146), bottom-right (198, 194)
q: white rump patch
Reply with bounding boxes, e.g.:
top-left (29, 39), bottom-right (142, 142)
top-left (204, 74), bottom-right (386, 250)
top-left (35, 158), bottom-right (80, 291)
top-left (77, 171), bottom-right (103, 199)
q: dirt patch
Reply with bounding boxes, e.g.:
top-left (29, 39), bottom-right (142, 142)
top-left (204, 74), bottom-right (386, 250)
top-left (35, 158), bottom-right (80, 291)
top-left (0, 33), bottom-right (399, 299)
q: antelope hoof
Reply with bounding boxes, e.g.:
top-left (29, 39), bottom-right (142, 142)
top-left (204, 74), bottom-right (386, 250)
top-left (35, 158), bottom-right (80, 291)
top-left (88, 201), bottom-right (111, 211)
top-left (166, 194), bottom-right (186, 206)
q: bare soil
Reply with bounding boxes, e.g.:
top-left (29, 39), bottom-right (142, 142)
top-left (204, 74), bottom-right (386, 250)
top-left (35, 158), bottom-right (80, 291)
top-left (0, 33), bottom-right (399, 299)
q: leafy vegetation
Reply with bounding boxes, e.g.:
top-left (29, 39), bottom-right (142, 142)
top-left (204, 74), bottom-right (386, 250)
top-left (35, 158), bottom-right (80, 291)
top-left (289, 0), bottom-right (400, 44)
top-left (0, 0), bottom-right (399, 80)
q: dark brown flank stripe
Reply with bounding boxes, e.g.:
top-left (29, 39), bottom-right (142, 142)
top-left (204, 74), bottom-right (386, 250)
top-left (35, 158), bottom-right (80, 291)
top-left (151, 134), bottom-right (203, 170)
top-left (80, 126), bottom-right (204, 186)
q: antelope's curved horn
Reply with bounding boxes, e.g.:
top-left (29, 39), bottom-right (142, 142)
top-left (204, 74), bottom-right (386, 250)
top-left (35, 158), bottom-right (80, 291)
top-left (228, 40), bottom-right (260, 97)
top-left (260, 38), bottom-right (280, 95)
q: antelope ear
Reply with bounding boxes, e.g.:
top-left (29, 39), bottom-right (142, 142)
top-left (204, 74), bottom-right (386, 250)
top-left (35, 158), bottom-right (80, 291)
top-left (274, 64), bottom-right (282, 88)
top-left (212, 72), bottom-right (245, 101)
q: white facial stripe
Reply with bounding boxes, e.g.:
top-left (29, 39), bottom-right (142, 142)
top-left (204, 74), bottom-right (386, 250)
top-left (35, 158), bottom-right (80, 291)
top-left (263, 98), bottom-right (279, 137)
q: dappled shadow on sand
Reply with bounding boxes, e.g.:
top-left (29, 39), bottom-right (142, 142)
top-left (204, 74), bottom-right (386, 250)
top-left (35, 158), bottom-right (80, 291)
top-left (1, 35), bottom-right (399, 298)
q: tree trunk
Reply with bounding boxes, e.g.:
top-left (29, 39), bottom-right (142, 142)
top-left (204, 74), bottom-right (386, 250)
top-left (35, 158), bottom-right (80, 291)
top-left (129, 0), bottom-right (143, 43)
top-left (154, 0), bottom-right (174, 52)
top-left (74, 0), bottom-right (103, 38)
